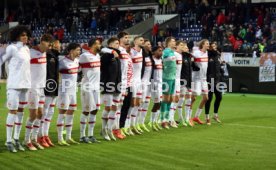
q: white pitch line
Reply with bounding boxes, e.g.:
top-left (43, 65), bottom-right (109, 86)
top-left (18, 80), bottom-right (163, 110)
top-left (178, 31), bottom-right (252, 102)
top-left (226, 123), bottom-right (276, 129)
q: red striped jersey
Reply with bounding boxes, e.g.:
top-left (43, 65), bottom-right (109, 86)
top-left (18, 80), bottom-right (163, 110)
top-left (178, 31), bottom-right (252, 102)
top-left (59, 56), bottom-right (79, 94)
top-left (142, 56), bottom-right (152, 85)
top-left (127, 57), bottom-right (133, 88)
top-left (153, 57), bottom-right (162, 84)
top-left (174, 51), bottom-right (183, 80)
top-left (79, 51), bottom-right (101, 90)
top-left (130, 47), bottom-right (143, 83)
top-left (30, 47), bottom-right (47, 88)
top-left (119, 46), bottom-right (129, 88)
top-left (2, 42), bottom-right (31, 89)
top-left (192, 49), bottom-right (208, 80)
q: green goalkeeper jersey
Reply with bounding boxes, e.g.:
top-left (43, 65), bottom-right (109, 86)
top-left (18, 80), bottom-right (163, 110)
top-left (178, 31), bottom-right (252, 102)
top-left (162, 48), bottom-right (176, 80)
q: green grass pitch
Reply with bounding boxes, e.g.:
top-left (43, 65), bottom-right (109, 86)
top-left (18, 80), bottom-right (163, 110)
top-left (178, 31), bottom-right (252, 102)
top-left (0, 83), bottom-right (276, 170)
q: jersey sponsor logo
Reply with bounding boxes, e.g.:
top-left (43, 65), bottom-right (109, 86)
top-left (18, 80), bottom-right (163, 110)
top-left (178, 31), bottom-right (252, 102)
top-left (120, 54), bottom-right (129, 59)
top-left (145, 62), bottom-right (152, 66)
top-left (132, 57), bottom-right (143, 63)
top-left (194, 57), bottom-right (208, 62)
top-left (176, 60), bottom-right (182, 64)
top-left (60, 67), bottom-right (79, 74)
top-left (80, 62), bottom-right (101, 68)
top-left (155, 64), bottom-right (163, 69)
top-left (30, 57), bottom-right (47, 64)
top-left (90, 62), bottom-right (101, 68)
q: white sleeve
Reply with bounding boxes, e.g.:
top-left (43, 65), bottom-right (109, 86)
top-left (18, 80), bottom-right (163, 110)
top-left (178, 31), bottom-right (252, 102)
top-left (1, 45), bottom-right (15, 63)
top-left (101, 47), bottom-right (113, 54)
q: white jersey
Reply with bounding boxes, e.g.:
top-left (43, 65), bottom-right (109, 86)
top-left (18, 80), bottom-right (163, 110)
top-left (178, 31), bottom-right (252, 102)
top-left (59, 56), bottom-right (79, 94)
top-left (142, 56), bottom-right (153, 85)
top-left (119, 46), bottom-right (129, 88)
top-left (192, 49), bottom-right (208, 81)
top-left (79, 51), bottom-right (100, 90)
top-left (130, 47), bottom-right (143, 83)
top-left (30, 47), bottom-right (47, 88)
top-left (1, 42), bottom-right (31, 89)
top-left (153, 57), bottom-right (163, 84)
top-left (174, 51), bottom-right (182, 80)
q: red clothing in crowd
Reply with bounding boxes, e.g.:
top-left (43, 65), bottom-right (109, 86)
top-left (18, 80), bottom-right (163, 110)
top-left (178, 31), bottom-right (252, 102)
top-left (152, 23), bottom-right (159, 36)
top-left (257, 13), bottom-right (264, 27)
top-left (228, 35), bottom-right (236, 47)
top-left (216, 12), bottom-right (226, 26)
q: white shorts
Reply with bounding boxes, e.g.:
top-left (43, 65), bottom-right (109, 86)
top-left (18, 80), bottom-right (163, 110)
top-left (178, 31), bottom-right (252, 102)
top-left (81, 90), bottom-right (101, 112)
top-left (6, 89), bottom-right (29, 110)
top-left (180, 85), bottom-right (192, 95)
top-left (44, 96), bottom-right (57, 110)
top-left (58, 93), bottom-right (77, 110)
top-left (102, 94), bottom-right (121, 107)
top-left (131, 82), bottom-right (142, 98)
top-left (28, 88), bottom-right (45, 109)
top-left (192, 80), bottom-right (208, 96)
top-left (141, 84), bottom-right (151, 103)
top-left (174, 79), bottom-right (181, 95)
top-left (152, 84), bottom-right (162, 103)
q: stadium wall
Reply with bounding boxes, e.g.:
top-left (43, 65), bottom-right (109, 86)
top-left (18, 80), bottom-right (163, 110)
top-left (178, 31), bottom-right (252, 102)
top-left (230, 67), bottom-right (276, 94)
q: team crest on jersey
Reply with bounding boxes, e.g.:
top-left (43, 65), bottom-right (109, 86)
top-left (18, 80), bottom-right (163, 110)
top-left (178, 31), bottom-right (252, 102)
top-left (132, 50), bottom-right (138, 56)
top-left (60, 103), bottom-right (65, 108)
top-left (29, 102), bottom-right (35, 107)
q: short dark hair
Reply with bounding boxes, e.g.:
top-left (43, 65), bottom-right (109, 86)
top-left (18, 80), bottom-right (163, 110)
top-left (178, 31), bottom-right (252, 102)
top-left (41, 34), bottom-right (53, 42)
top-left (152, 46), bottom-right (162, 52)
top-left (66, 43), bottom-right (80, 54)
top-left (9, 25), bottom-right (32, 42)
top-left (133, 36), bottom-right (143, 42)
top-left (88, 38), bottom-right (98, 47)
top-left (107, 37), bottom-right (119, 45)
top-left (117, 31), bottom-right (129, 40)
top-left (144, 39), bottom-right (150, 43)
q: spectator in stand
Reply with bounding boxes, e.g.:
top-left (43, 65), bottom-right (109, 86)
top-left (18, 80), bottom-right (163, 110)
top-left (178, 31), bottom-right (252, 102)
top-left (216, 11), bottom-right (226, 26)
top-left (227, 32), bottom-right (236, 47)
top-left (176, 0), bottom-right (184, 14)
top-left (238, 25), bottom-right (247, 40)
top-left (210, 28), bottom-right (218, 43)
top-left (257, 10), bottom-right (264, 28)
top-left (234, 36), bottom-right (243, 52)
top-left (263, 24), bottom-right (272, 41)
top-left (243, 27), bottom-right (253, 44)
top-left (90, 17), bottom-right (97, 35)
top-left (152, 23), bottom-right (159, 45)
top-left (201, 25), bottom-right (210, 39)
top-left (265, 40), bottom-right (276, 52)
top-left (256, 26), bottom-right (263, 40)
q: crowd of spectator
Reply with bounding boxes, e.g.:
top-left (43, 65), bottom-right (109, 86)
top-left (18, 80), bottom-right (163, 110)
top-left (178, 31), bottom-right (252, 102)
top-left (156, 0), bottom-right (276, 54)
top-left (1, 0), bottom-right (276, 54)
top-left (2, 0), bottom-right (154, 43)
